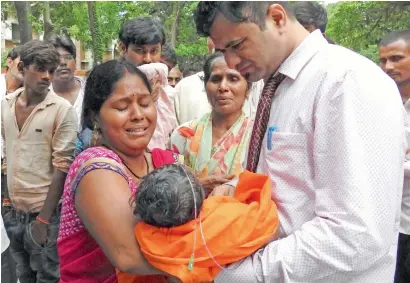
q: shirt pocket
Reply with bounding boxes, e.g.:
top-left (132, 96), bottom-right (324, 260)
top-left (266, 131), bottom-right (308, 153)
top-left (264, 132), bottom-right (312, 191)
top-left (264, 132), bottom-right (314, 232)
top-left (18, 142), bottom-right (51, 175)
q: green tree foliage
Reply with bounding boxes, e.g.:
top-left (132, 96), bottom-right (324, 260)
top-left (3, 1), bottom-right (410, 68)
top-left (1, 1), bottom-right (207, 70)
top-left (326, 1), bottom-right (410, 62)
top-left (173, 2), bottom-right (208, 72)
top-left (1, 48), bottom-right (10, 69)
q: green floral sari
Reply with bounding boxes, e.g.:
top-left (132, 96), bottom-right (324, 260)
top-left (170, 113), bottom-right (252, 178)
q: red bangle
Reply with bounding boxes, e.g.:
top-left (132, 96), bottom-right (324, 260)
top-left (36, 216), bottom-right (49, 225)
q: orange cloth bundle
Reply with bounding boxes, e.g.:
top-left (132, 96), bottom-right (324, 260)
top-left (117, 171), bottom-right (279, 283)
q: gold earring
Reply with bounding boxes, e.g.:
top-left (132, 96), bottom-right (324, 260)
top-left (91, 122), bottom-right (101, 147)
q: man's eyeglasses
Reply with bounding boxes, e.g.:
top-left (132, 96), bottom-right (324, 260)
top-left (59, 54), bottom-right (75, 61)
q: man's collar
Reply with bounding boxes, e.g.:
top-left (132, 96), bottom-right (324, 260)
top-left (5, 87), bottom-right (57, 109)
top-left (404, 97), bottom-right (410, 107)
top-left (5, 88), bottom-right (24, 102)
top-left (278, 30), bottom-right (328, 80)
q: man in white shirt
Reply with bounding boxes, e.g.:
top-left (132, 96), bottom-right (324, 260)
top-left (195, 2), bottom-right (406, 282)
top-left (118, 17), bottom-right (176, 149)
top-left (167, 66), bottom-right (183, 88)
top-left (0, 46), bottom-right (24, 100)
top-left (49, 35), bottom-right (85, 130)
top-left (379, 29), bottom-right (410, 283)
top-left (173, 71), bottom-right (210, 125)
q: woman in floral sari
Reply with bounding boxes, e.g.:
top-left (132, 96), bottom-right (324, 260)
top-left (170, 52), bottom-right (253, 192)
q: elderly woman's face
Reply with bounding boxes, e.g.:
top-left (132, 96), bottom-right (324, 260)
top-left (205, 58), bottom-right (248, 115)
top-left (98, 72), bottom-right (157, 156)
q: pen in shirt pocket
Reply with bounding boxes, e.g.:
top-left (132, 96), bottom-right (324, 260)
top-left (267, 126), bottom-right (277, 151)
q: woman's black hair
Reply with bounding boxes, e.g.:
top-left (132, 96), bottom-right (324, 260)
top-left (81, 59), bottom-right (152, 131)
top-left (202, 51), bottom-right (225, 85)
top-left (6, 45), bottom-right (23, 71)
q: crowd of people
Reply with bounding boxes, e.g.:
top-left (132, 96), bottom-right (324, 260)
top-left (0, 1), bottom-right (409, 283)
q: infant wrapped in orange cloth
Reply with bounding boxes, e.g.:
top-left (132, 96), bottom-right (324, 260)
top-left (117, 164), bottom-right (279, 283)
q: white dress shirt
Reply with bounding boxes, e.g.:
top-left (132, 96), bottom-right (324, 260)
top-left (244, 79), bottom-right (264, 120)
top-left (174, 71), bottom-right (211, 125)
top-left (174, 71), bottom-right (263, 125)
top-left (50, 76), bottom-right (85, 130)
top-left (73, 77), bottom-right (85, 130)
top-left (164, 84), bottom-right (177, 100)
top-left (402, 100), bottom-right (410, 235)
top-left (216, 30), bottom-right (406, 283)
top-left (0, 74), bottom-right (6, 102)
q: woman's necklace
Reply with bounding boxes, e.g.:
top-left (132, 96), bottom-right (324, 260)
top-left (101, 143), bottom-right (149, 179)
top-left (122, 154), bottom-right (149, 179)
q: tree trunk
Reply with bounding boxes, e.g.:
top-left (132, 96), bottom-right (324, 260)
top-left (14, 1), bottom-right (32, 44)
top-left (87, 1), bottom-right (98, 66)
top-left (43, 2), bottom-right (53, 40)
top-left (170, 2), bottom-right (182, 49)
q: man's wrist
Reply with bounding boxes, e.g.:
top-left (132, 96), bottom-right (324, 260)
top-left (36, 215), bottom-right (50, 225)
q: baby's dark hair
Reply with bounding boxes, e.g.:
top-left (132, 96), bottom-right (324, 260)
top-left (134, 164), bottom-right (205, 227)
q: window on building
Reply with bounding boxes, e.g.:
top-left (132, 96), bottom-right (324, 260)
top-left (11, 23), bottom-right (20, 41)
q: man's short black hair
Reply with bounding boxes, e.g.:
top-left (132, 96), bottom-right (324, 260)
top-left (182, 67), bottom-right (199, 78)
top-left (7, 45), bottom-right (22, 61)
top-left (118, 16), bottom-right (165, 48)
top-left (6, 45), bottom-right (23, 71)
top-left (195, 1), bottom-right (294, 37)
top-left (379, 30), bottom-right (410, 47)
top-left (48, 35), bottom-right (77, 58)
top-left (161, 44), bottom-right (177, 67)
top-left (19, 40), bottom-right (60, 69)
top-left (293, 1), bottom-right (328, 33)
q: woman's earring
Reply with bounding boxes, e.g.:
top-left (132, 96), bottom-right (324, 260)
top-left (91, 122), bottom-right (101, 147)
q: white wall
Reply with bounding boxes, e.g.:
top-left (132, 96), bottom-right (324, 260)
top-left (1, 16), bottom-right (19, 49)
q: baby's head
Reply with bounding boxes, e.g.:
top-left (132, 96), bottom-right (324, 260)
top-left (134, 164), bottom-right (205, 227)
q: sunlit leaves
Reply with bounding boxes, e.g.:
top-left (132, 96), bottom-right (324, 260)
top-left (327, 1), bottom-right (410, 62)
